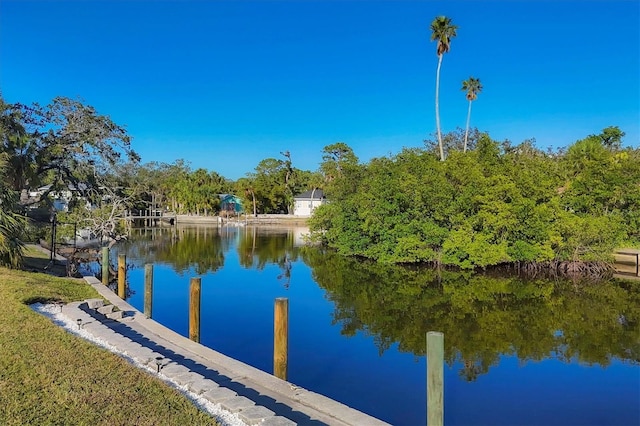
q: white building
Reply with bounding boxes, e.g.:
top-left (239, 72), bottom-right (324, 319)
top-left (293, 189), bottom-right (326, 217)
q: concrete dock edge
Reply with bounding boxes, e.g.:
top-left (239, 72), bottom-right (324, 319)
top-left (79, 275), bottom-right (389, 426)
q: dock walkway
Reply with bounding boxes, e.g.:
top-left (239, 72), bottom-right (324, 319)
top-left (59, 276), bottom-right (389, 426)
top-left (614, 248), bottom-right (640, 277)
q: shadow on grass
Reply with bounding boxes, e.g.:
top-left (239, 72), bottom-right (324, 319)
top-left (22, 255), bottom-right (67, 277)
top-left (22, 296), bottom-right (66, 305)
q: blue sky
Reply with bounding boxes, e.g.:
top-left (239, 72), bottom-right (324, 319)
top-left (1, 0), bottom-right (638, 180)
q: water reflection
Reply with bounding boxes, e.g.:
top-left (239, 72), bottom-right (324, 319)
top-left (122, 227), bottom-right (639, 379)
top-left (302, 249), bottom-right (640, 380)
top-left (236, 226), bottom-right (301, 288)
top-left (123, 225), bottom-right (305, 284)
top-left (115, 226), bottom-right (640, 424)
top-left (125, 226), bottom-right (227, 275)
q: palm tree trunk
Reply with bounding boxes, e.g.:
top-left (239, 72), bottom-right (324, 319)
top-left (464, 100), bottom-right (472, 153)
top-left (251, 190), bottom-right (257, 217)
top-left (435, 53), bottom-right (445, 161)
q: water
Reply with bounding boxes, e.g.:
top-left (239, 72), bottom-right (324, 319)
top-left (113, 226), bottom-right (640, 425)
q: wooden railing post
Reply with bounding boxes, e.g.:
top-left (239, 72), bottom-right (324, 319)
top-left (189, 277), bottom-right (202, 342)
top-left (101, 247), bottom-right (109, 286)
top-left (274, 297), bottom-right (289, 380)
top-left (117, 254), bottom-right (126, 299)
top-left (144, 263), bottom-right (153, 318)
top-left (427, 331), bottom-right (444, 426)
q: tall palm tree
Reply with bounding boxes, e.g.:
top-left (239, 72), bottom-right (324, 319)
top-left (461, 76), bottom-right (483, 152)
top-left (430, 16), bottom-right (458, 161)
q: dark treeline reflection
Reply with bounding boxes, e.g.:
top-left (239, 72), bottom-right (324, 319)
top-left (119, 227), bottom-right (639, 382)
top-left (236, 226), bottom-right (302, 288)
top-left (121, 226), bottom-right (302, 282)
top-left (120, 226), bottom-right (228, 275)
top-left (302, 249), bottom-right (640, 381)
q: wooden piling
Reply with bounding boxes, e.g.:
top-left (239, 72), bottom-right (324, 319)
top-left (144, 263), bottom-right (153, 318)
top-left (274, 297), bottom-right (289, 380)
top-left (117, 254), bottom-right (126, 299)
top-left (189, 277), bottom-right (201, 342)
top-left (101, 247), bottom-right (109, 286)
top-left (427, 331), bottom-right (444, 426)
top-left (614, 249), bottom-right (640, 277)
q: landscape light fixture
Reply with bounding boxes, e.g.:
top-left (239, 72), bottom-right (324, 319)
top-left (155, 357), bottom-right (164, 373)
top-left (76, 318), bottom-right (82, 329)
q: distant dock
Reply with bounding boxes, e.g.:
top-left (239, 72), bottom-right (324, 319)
top-left (614, 248), bottom-right (640, 279)
top-left (125, 212), bottom-right (309, 228)
top-left (125, 210), bottom-right (177, 228)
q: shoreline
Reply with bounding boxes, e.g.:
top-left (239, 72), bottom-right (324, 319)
top-left (174, 214), bottom-right (309, 226)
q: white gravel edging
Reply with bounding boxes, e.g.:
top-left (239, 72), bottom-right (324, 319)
top-left (30, 302), bottom-right (248, 426)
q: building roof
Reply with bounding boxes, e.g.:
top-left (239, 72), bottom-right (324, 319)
top-left (35, 183), bottom-right (89, 192)
top-left (219, 193), bottom-right (241, 201)
top-left (294, 189), bottom-right (325, 200)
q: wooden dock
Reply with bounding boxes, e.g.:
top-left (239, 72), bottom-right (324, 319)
top-left (125, 210), bottom-right (177, 228)
top-left (614, 248), bottom-right (640, 278)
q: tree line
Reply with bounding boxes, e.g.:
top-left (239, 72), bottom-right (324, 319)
top-left (309, 128), bottom-right (639, 269)
top-left (1, 15), bottom-right (638, 270)
top-left (1, 93), bottom-right (638, 271)
top-left (0, 95), bottom-right (345, 266)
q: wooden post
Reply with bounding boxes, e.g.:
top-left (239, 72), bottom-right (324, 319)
top-left (117, 254), bottom-right (126, 299)
top-left (427, 331), bottom-right (444, 426)
top-left (274, 297), bottom-right (289, 381)
top-left (144, 263), bottom-right (153, 318)
top-left (189, 277), bottom-right (201, 342)
top-left (614, 249), bottom-right (640, 277)
top-left (101, 247), bottom-right (109, 286)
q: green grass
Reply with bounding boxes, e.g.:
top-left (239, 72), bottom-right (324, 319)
top-left (21, 245), bottom-right (68, 277)
top-left (0, 267), bottom-right (217, 425)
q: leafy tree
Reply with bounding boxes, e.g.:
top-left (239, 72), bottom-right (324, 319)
top-left (461, 76), bottom-right (483, 152)
top-left (134, 161), bottom-right (232, 216)
top-left (236, 177), bottom-right (258, 216)
top-left (252, 158), bottom-right (287, 213)
top-left (320, 142), bottom-right (358, 182)
top-left (277, 150), bottom-right (312, 214)
top-left (319, 142), bottom-right (360, 200)
top-left (593, 126), bottom-right (625, 151)
top-left (1, 96), bottom-right (144, 247)
top-left (424, 127), bottom-right (482, 155)
top-left (305, 170), bottom-right (326, 207)
top-left (310, 128), bottom-right (637, 268)
top-left (0, 98), bottom-right (32, 192)
top-left (3, 97), bottom-right (139, 197)
top-left (243, 155), bottom-right (311, 215)
top-left (430, 16), bottom-right (458, 161)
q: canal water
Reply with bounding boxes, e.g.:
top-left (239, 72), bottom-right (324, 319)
top-left (113, 225), bottom-right (640, 426)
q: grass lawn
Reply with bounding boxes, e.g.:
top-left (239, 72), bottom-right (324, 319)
top-left (0, 262), bottom-right (217, 425)
top-left (21, 245), bottom-right (69, 277)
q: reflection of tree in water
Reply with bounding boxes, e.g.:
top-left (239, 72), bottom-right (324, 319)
top-left (302, 249), bottom-right (640, 381)
top-left (123, 226), bottom-right (301, 287)
top-left (237, 227), bottom-right (299, 289)
top-left (459, 357), bottom-right (492, 382)
top-left (277, 254), bottom-right (292, 289)
top-left (119, 227), bottom-right (226, 275)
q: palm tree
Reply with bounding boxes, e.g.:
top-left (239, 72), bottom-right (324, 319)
top-left (430, 16), bottom-right (458, 161)
top-left (0, 154), bottom-right (24, 267)
top-left (461, 76), bottom-right (482, 152)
